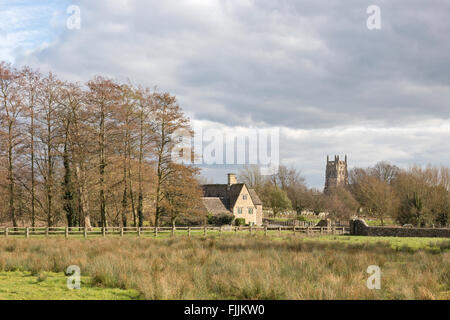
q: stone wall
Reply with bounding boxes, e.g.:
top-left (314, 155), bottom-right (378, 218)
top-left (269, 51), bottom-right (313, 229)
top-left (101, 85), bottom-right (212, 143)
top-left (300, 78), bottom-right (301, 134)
top-left (350, 219), bottom-right (450, 238)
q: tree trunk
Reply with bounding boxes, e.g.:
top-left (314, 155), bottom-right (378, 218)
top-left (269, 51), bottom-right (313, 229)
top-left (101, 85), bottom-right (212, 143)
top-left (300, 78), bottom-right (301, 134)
top-left (121, 153), bottom-right (128, 227)
top-left (154, 157), bottom-right (162, 228)
top-left (137, 106), bottom-right (145, 227)
top-left (128, 163), bottom-right (137, 226)
top-left (99, 104), bottom-right (107, 228)
top-left (154, 122), bottom-right (165, 228)
top-left (7, 123), bottom-right (16, 227)
top-left (30, 107), bottom-right (35, 227)
top-left (63, 137), bottom-right (75, 227)
top-left (46, 116), bottom-right (53, 227)
top-left (126, 129), bottom-right (136, 226)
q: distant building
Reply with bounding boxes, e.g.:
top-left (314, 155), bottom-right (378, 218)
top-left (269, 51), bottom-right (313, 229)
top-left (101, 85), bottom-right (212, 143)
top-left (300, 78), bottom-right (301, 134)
top-left (324, 155), bottom-right (348, 193)
top-left (201, 173), bottom-right (263, 226)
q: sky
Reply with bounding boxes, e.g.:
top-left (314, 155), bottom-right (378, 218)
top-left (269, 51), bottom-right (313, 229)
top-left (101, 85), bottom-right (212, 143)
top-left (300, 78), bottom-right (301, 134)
top-left (1, 0), bottom-right (449, 188)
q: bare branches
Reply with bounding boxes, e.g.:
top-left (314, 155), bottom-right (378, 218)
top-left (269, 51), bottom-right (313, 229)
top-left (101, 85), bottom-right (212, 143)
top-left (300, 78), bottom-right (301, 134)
top-left (0, 63), bottom-right (200, 228)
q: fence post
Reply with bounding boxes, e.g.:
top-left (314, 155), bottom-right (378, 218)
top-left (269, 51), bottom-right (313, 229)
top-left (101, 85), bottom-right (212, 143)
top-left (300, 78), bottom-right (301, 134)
top-left (102, 227), bottom-right (106, 237)
top-left (264, 226), bottom-right (267, 236)
top-left (119, 227), bottom-right (123, 237)
top-left (278, 226), bottom-right (281, 237)
top-left (84, 227), bottom-right (87, 239)
top-left (65, 227), bottom-right (69, 239)
top-left (204, 226), bottom-right (207, 237)
top-left (332, 226), bottom-right (336, 235)
top-left (171, 226), bottom-right (175, 237)
top-left (154, 227), bottom-right (158, 238)
top-left (293, 226), bottom-right (296, 235)
top-left (188, 227), bottom-right (191, 237)
top-left (219, 226), bottom-right (222, 235)
top-left (235, 226), bottom-right (238, 234)
top-left (138, 227), bottom-right (141, 237)
top-left (45, 227), bottom-right (49, 238)
top-left (320, 227), bottom-right (323, 234)
top-left (5, 227), bottom-right (8, 238)
top-left (250, 225), bottom-right (253, 235)
top-left (26, 227), bottom-right (30, 239)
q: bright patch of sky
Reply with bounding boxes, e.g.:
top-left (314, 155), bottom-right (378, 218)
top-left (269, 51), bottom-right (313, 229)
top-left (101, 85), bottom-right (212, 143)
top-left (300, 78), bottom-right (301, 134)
top-left (0, 0), bottom-right (70, 63)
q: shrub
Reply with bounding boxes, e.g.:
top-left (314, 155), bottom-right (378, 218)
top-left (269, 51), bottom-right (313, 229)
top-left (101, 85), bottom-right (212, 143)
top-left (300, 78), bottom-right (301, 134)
top-left (234, 218), bottom-right (246, 226)
top-left (208, 213), bottom-right (234, 226)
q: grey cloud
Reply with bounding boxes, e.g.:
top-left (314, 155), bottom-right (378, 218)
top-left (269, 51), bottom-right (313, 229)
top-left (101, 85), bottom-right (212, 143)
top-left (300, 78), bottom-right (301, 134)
top-left (18, 0), bottom-right (450, 129)
top-left (12, 0), bottom-right (450, 186)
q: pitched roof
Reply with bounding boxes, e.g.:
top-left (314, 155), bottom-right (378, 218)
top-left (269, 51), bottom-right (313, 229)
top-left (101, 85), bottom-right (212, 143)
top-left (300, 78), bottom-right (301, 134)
top-left (201, 197), bottom-right (231, 215)
top-left (202, 184), bottom-right (245, 210)
top-left (228, 184), bottom-right (245, 208)
top-left (201, 183), bottom-right (263, 214)
top-left (248, 188), bottom-right (262, 205)
top-left (202, 184), bottom-right (229, 198)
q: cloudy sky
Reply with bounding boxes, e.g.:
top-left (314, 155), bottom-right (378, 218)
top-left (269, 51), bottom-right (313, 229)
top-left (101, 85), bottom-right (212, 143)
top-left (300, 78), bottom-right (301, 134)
top-left (1, 0), bottom-right (449, 188)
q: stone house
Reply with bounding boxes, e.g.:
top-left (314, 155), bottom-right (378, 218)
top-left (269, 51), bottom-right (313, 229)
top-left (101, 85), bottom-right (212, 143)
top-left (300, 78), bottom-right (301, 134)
top-left (201, 173), bottom-right (263, 226)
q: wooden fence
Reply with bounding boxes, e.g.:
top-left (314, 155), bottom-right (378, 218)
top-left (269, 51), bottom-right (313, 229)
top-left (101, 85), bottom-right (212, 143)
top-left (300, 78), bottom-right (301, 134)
top-left (0, 226), bottom-right (350, 238)
top-left (263, 219), bottom-right (317, 227)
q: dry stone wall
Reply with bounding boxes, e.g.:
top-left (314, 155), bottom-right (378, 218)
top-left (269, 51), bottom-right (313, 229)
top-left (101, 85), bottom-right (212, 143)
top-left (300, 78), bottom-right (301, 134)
top-left (350, 219), bottom-right (450, 238)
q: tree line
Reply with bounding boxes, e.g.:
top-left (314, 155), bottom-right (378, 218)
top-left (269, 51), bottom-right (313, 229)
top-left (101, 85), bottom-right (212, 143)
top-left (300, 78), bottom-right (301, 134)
top-left (0, 62), bottom-right (202, 228)
top-left (239, 162), bottom-right (449, 227)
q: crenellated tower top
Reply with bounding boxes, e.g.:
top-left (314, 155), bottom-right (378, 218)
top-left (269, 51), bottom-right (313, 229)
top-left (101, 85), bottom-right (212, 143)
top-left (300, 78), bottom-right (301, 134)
top-left (324, 155), bottom-right (348, 193)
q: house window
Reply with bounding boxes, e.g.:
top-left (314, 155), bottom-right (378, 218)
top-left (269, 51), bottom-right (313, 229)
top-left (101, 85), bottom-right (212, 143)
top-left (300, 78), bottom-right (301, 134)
top-left (237, 207), bottom-right (243, 214)
top-left (243, 195), bottom-right (247, 200)
top-left (248, 208), bottom-right (253, 214)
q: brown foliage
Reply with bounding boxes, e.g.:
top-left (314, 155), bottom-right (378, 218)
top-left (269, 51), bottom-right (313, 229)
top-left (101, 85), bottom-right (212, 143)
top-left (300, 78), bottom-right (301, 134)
top-left (0, 62), bottom-right (201, 227)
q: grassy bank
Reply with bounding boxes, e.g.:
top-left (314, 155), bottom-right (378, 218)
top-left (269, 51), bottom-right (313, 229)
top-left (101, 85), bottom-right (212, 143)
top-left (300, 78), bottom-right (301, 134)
top-left (0, 271), bottom-right (139, 300)
top-left (0, 235), bottom-right (448, 300)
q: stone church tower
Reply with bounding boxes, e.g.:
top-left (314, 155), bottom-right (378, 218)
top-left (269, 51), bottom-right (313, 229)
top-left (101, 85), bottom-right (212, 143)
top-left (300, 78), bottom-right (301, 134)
top-left (324, 155), bottom-right (348, 193)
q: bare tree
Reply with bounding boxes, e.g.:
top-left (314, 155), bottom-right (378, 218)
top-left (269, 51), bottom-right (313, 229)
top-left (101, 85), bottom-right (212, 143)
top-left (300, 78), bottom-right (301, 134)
top-left (151, 92), bottom-right (191, 227)
top-left (369, 161), bottom-right (400, 184)
top-left (35, 73), bottom-right (63, 226)
top-left (162, 163), bottom-right (203, 227)
top-left (0, 62), bottom-right (24, 227)
top-left (238, 165), bottom-right (265, 192)
top-left (21, 67), bottom-right (41, 227)
top-left (136, 87), bottom-right (153, 227)
top-left (0, 62), bottom-right (210, 228)
top-left (87, 77), bottom-right (121, 228)
top-left (325, 187), bottom-right (359, 221)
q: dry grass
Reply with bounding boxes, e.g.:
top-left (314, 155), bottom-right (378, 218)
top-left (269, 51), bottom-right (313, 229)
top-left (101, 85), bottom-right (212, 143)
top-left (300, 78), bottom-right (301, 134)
top-left (0, 235), bottom-right (448, 300)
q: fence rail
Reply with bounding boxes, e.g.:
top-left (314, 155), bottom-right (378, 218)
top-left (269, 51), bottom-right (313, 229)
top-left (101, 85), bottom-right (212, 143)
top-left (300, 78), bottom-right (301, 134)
top-left (262, 219), bottom-right (317, 227)
top-left (0, 226), bottom-right (350, 238)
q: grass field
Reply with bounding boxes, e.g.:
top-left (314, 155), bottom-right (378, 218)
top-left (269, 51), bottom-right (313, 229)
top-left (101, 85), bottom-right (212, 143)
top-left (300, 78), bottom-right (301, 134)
top-left (0, 271), bottom-right (139, 300)
top-left (0, 234), bottom-right (448, 300)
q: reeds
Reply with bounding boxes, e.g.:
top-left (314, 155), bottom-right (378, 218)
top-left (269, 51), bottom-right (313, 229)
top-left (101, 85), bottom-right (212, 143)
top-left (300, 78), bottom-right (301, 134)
top-left (0, 236), bottom-right (448, 299)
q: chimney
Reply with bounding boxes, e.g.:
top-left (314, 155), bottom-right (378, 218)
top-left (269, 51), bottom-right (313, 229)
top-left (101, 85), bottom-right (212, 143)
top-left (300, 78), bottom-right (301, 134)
top-left (227, 173), bottom-right (237, 186)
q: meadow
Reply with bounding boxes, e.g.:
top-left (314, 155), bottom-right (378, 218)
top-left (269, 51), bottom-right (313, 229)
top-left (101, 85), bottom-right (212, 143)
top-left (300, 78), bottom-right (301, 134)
top-left (0, 234), bottom-right (448, 300)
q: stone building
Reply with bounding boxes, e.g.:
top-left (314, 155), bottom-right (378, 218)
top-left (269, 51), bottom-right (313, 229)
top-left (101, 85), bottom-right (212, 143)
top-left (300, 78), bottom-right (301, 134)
top-left (324, 155), bottom-right (348, 193)
top-left (201, 173), bottom-right (263, 226)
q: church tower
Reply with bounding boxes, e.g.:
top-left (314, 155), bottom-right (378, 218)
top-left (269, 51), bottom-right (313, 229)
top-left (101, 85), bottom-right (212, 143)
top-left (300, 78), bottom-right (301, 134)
top-left (324, 155), bottom-right (348, 193)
